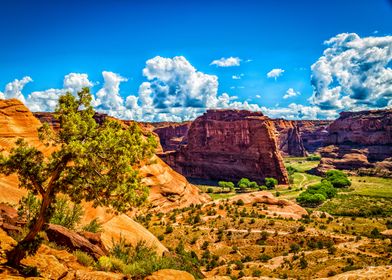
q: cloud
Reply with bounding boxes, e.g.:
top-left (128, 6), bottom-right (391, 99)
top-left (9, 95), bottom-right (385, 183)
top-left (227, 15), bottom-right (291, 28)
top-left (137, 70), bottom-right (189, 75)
top-left (26, 73), bottom-right (96, 112)
top-left (232, 74), bottom-right (244, 80)
top-left (95, 71), bottom-right (127, 111)
top-left (255, 94), bottom-right (261, 98)
top-left (0, 76), bottom-right (32, 103)
top-left (267, 68), bottom-right (284, 80)
top-left (283, 88), bottom-right (300, 99)
top-left (210, 57), bottom-right (241, 67)
top-left (310, 33), bottom-right (392, 111)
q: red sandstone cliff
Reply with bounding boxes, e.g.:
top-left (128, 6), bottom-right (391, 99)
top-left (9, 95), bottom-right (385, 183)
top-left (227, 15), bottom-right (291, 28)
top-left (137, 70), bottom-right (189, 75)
top-left (159, 109), bottom-right (289, 184)
top-left (273, 119), bottom-right (307, 157)
top-left (153, 122), bottom-right (191, 152)
top-left (316, 109), bottom-right (392, 175)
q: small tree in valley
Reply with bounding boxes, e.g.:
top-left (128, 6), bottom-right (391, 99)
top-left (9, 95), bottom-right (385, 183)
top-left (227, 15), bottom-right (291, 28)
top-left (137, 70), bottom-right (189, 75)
top-left (0, 88), bottom-right (156, 268)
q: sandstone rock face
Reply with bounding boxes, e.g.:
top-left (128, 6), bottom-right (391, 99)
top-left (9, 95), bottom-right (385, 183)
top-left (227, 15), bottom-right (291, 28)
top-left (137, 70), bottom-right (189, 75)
top-left (144, 269), bottom-right (195, 280)
top-left (160, 110), bottom-right (289, 184)
top-left (153, 122), bottom-right (191, 151)
top-left (224, 191), bottom-right (308, 219)
top-left (296, 120), bottom-right (332, 153)
top-left (273, 119), bottom-right (307, 157)
top-left (46, 224), bottom-right (106, 260)
top-left (317, 109), bottom-right (392, 174)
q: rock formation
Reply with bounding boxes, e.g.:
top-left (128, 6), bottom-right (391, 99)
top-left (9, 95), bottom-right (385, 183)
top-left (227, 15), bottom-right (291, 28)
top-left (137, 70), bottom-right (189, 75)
top-left (159, 109), bottom-right (289, 184)
top-left (273, 119), bottom-right (307, 157)
top-left (223, 191), bottom-right (307, 219)
top-left (316, 109), bottom-right (392, 174)
top-left (153, 122), bottom-right (191, 151)
top-left (296, 120), bottom-right (332, 153)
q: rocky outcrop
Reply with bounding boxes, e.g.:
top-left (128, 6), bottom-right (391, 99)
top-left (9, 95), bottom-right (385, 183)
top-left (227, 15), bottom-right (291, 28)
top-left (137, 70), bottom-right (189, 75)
top-left (224, 191), bottom-right (307, 219)
top-left (153, 122), bottom-right (191, 151)
top-left (160, 110), bottom-right (289, 184)
top-left (46, 224), bottom-right (106, 260)
top-left (144, 269), bottom-right (195, 280)
top-left (273, 119), bottom-right (307, 157)
top-left (317, 109), bottom-right (392, 174)
top-left (296, 120), bottom-right (332, 153)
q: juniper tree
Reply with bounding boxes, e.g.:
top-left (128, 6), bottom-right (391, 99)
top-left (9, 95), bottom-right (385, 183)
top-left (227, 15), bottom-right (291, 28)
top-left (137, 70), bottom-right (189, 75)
top-left (0, 88), bottom-right (156, 267)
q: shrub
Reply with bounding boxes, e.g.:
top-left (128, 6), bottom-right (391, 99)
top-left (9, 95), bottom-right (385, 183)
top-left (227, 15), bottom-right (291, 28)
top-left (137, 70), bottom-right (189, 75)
top-left (18, 193), bottom-right (84, 230)
top-left (286, 166), bottom-right (298, 175)
top-left (82, 218), bottom-right (103, 233)
top-left (97, 256), bottom-right (113, 271)
top-left (236, 199), bottom-right (245, 206)
top-left (218, 181), bottom-right (235, 192)
top-left (207, 188), bottom-right (214, 193)
top-left (297, 193), bottom-right (326, 207)
top-left (237, 178), bottom-right (259, 190)
top-left (49, 195), bottom-right (84, 230)
top-left (325, 170), bottom-right (351, 188)
top-left (74, 250), bottom-right (95, 267)
top-left (259, 254), bottom-right (272, 262)
top-left (259, 185), bottom-right (268, 191)
top-left (306, 154), bottom-right (321, 161)
top-left (265, 178), bottom-right (278, 189)
top-left (165, 225), bottom-right (173, 234)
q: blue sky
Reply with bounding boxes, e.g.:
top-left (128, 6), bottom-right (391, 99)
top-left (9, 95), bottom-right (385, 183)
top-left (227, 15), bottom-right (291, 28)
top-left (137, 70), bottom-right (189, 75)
top-left (1, 0), bottom-right (391, 121)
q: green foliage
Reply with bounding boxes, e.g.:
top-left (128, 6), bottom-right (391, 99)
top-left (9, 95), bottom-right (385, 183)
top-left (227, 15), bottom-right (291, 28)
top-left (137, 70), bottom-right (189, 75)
top-left (236, 199), bottom-right (244, 206)
top-left (237, 178), bottom-right (259, 190)
top-left (218, 181), bottom-right (235, 192)
top-left (82, 218), bottom-right (103, 233)
top-left (325, 170), bottom-right (351, 188)
top-left (306, 154), bottom-right (321, 161)
top-left (18, 192), bottom-right (83, 229)
top-left (286, 166), bottom-right (299, 176)
top-left (207, 187), bottom-right (214, 193)
top-left (105, 237), bottom-right (203, 278)
top-left (74, 250), bottom-right (95, 267)
top-left (296, 180), bottom-right (337, 207)
top-left (50, 195), bottom-right (84, 229)
top-left (0, 88), bottom-right (157, 265)
top-left (264, 177), bottom-right (278, 189)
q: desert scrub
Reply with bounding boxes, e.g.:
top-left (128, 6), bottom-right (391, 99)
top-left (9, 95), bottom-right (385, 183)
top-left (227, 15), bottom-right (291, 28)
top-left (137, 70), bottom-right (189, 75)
top-left (74, 250), bottom-right (95, 267)
top-left (82, 218), bottom-right (103, 233)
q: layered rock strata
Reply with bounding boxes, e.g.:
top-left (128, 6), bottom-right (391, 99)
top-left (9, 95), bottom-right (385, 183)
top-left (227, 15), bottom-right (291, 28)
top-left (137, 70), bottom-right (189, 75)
top-left (159, 109), bottom-right (289, 184)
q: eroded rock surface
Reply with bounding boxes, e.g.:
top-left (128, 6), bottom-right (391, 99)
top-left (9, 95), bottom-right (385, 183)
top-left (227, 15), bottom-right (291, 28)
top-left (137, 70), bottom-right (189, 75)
top-left (317, 109), bottom-right (392, 174)
top-left (159, 110), bottom-right (289, 184)
top-left (273, 119), bottom-right (307, 157)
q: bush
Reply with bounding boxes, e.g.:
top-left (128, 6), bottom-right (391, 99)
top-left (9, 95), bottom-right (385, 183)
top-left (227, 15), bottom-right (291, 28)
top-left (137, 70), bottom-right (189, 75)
top-left (218, 181), bottom-right (235, 192)
top-left (82, 218), bottom-right (103, 233)
top-left (236, 199), bottom-right (245, 206)
top-left (18, 193), bottom-right (84, 230)
top-left (306, 154), bottom-right (321, 161)
top-left (286, 166), bottom-right (298, 175)
top-left (259, 254), bottom-right (272, 262)
top-left (237, 178), bottom-right (259, 190)
top-left (325, 170), bottom-right (351, 188)
top-left (265, 178), bottom-right (278, 189)
top-left (165, 225), bottom-right (173, 234)
top-left (207, 188), bottom-right (214, 193)
top-left (74, 250), bottom-right (95, 267)
top-left (296, 180), bottom-right (337, 207)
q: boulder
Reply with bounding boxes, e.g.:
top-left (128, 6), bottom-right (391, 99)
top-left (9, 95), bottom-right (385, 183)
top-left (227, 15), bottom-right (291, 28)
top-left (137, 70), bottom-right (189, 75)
top-left (45, 224), bottom-right (105, 260)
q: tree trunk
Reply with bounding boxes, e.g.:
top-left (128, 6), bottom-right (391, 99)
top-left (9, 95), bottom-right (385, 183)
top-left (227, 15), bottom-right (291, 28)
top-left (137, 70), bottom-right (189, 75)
top-left (6, 193), bottom-right (53, 268)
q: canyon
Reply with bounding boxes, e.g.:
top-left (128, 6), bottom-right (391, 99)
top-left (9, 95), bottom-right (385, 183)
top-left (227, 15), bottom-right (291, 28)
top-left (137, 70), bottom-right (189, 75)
top-left (159, 109), bottom-right (289, 185)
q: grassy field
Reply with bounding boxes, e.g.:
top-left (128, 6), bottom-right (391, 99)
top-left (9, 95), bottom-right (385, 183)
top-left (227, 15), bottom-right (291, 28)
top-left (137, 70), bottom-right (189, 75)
top-left (348, 176), bottom-right (392, 198)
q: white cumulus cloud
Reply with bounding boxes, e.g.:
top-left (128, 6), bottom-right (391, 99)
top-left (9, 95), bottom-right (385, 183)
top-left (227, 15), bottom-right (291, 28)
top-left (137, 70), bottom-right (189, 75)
top-left (210, 57), bottom-right (241, 67)
top-left (0, 76), bottom-right (32, 103)
top-left (267, 68), bottom-right (284, 80)
top-left (232, 74), bottom-right (244, 80)
top-left (283, 88), bottom-right (300, 99)
top-left (310, 33), bottom-right (392, 111)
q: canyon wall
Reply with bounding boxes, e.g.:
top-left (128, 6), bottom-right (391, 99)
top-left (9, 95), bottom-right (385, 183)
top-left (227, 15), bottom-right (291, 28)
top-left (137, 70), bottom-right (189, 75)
top-left (316, 109), bottom-right (392, 174)
top-left (273, 119), bottom-right (307, 157)
top-left (151, 119), bottom-right (332, 157)
top-left (159, 109), bottom-right (289, 184)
